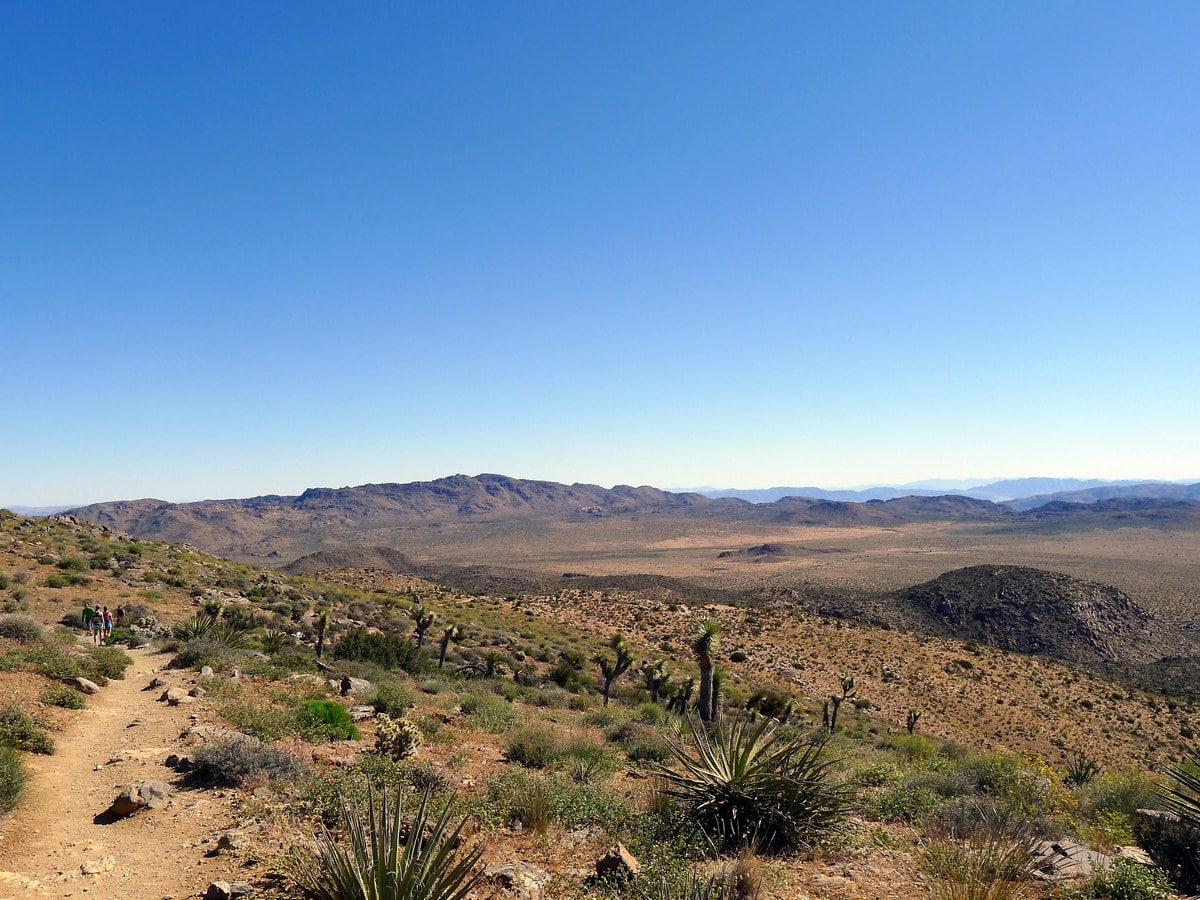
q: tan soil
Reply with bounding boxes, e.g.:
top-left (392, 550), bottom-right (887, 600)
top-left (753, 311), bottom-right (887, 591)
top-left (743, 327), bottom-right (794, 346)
top-left (0, 646), bottom-right (244, 900)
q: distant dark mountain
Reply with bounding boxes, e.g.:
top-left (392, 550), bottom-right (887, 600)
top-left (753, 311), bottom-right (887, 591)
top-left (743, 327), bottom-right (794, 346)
top-left (822, 565), bottom-right (1192, 667)
top-left (1005, 482), bottom-right (1200, 511)
top-left (774, 494), bottom-right (1014, 526)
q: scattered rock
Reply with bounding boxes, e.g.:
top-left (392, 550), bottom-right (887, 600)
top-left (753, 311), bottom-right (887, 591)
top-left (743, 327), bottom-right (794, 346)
top-left (1115, 845), bottom-right (1154, 866)
top-left (216, 831), bottom-right (244, 853)
top-left (108, 780), bottom-right (172, 818)
top-left (164, 753), bottom-right (194, 772)
top-left (595, 843), bottom-right (641, 879)
top-left (199, 665), bottom-right (215, 678)
top-left (189, 685), bottom-right (207, 698)
top-left (204, 881), bottom-right (255, 900)
top-left (484, 861), bottom-right (552, 899)
top-left (161, 687), bottom-right (194, 706)
top-left (65, 676), bottom-right (100, 695)
top-left (80, 855), bottom-right (115, 875)
top-left (327, 676), bottom-right (372, 696)
top-left (349, 705), bottom-right (375, 721)
top-left (144, 676), bottom-right (168, 690)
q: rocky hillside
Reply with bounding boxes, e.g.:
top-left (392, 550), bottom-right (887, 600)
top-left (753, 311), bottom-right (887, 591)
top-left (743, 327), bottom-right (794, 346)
top-left (876, 565), bottom-right (1189, 666)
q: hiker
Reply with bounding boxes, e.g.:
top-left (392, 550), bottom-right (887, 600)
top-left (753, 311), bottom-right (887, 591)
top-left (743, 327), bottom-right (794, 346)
top-left (102, 606), bottom-right (114, 642)
top-left (82, 603), bottom-right (95, 636)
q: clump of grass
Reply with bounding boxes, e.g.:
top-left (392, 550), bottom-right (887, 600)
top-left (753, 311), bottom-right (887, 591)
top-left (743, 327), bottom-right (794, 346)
top-left (366, 681), bottom-right (417, 719)
top-left (505, 725), bottom-right (564, 769)
top-left (460, 691), bottom-right (520, 732)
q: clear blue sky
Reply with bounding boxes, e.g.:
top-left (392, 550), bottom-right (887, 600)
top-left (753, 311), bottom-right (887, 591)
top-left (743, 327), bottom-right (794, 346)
top-left (3, 3), bottom-right (1198, 506)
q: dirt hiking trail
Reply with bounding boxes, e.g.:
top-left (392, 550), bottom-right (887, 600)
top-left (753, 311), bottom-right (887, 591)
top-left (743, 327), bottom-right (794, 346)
top-left (0, 646), bottom-right (249, 900)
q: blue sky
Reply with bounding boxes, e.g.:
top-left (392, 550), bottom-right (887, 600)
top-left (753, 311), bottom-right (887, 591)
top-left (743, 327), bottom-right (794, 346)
top-left (3, 3), bottom-right (1198, 506)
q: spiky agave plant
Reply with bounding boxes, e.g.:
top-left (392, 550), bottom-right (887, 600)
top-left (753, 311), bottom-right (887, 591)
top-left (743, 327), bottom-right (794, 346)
top-left (654, 712), bottom-right (850, 853)
top-left (290, 784), bottom-right (482, 900)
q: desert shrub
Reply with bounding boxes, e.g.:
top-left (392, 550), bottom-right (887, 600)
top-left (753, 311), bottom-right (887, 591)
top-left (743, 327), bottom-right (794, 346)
top-left (366, 681), bottom-right (417, 719)
top-left (287, 785), bottom-right (482, 900)
top-left (1135, 749), bottom-right (1200, 892)
top-left (297, 700), bottom-right (361, 741)
top-left (560, 736), bottom-right (619, 783)
top-left (293, 753), bottom-right (408, 826)
top-left (332, 628), bottom-right (428, 675)
top-left (505, 725), bottom-right (564, 769)
top-left (43, 685), bottom-right (86, 709)
top-left (474, 768), bottom-right (631, 833)
top-left (0, 705), bottom-right (54, 754)
top-left (655, 713), bottom-right (850, 853)
top-left (171, 636), bottom-right (234, 670)
top-left (219, 702), bottom-right (298, 742)
top-left (1057, 857), bottom-right (1173, 899)
top-left (406, 761), bottom-right (452, 796)
top-left (190, 737), bottom-right (308, 787)
top-left (1079, 770), bottom-right (1161, 821)
top-left (609, 721), bottom-right (673, 764)
top-left (870, 784), bottom-right (943, 824)
top-left (460, 691), bottom-right (520, 732)
top-left (0, 614), bottom-right (44, 643)
top-left (0, 745), bottom-right (25, 812)
top-left (883, 732), bottom-right (939, 760)
top-left (83, 645), bottom-right (132, 681)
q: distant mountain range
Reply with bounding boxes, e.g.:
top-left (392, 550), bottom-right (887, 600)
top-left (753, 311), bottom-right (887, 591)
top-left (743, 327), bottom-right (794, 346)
top-left (58, 473), bottom-right (1200, 564)
top-left (701, 477), bottom-right (1197, 504)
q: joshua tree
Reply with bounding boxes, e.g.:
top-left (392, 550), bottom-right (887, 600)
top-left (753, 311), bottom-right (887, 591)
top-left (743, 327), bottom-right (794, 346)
top-left (640, 659), bottom-right (671, 704)
top-left (906, 709), bottom-right (921, 735)
top-left (747, 688), bottom-right (795, 724)
top-left (692, 619), bottom-right (721, 722)
top-left (438, 624), bottom-right (462, 669)
top-left (827, 675), bottom-right (856, 734)
top-left (668, 677), bottom-right (696, 715)
top-left (593, 633), bottom-right (635, 706)
top-left (482, 649), bottom-right (507, 679)
top-left (315, 609), bottom-right (330, 660)
top-left (411, 605), bottom-right (436, 648)
top-left (711, 666), bottom-right (726, 722)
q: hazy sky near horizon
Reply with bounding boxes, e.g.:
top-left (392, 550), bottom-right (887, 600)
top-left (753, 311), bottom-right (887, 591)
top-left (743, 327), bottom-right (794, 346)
top-left (3, 3), bottom-right (1199, 506)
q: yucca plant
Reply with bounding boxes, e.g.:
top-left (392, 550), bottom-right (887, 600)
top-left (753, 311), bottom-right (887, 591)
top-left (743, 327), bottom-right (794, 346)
top-left (921, 802), bottom-right (1041, 900)
top-left (1160, 748), bottom-right (1200, 825)
top-left (173, 613), bottom-right (218, 641)
top-left (290, 785), bottom-right (482, 900)
top-left (653, 712), bottom-right (850, 853)
top-left (173, 614), bottom-right (247, 650)
top-left (258, 628), bottom-right (292, 654)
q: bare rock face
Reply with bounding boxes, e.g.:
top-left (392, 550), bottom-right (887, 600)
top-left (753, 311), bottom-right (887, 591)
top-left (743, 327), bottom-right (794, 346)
top-left (109, 780), bottom-right (172, 818)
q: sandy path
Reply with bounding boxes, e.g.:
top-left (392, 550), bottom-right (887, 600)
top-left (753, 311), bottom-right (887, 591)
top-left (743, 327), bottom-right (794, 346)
top-left (0, 647), bottom-right (244, 899)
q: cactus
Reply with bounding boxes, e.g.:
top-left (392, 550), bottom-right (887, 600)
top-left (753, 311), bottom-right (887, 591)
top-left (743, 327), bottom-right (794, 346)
top-left (375, 714), bottom-right (422, 761)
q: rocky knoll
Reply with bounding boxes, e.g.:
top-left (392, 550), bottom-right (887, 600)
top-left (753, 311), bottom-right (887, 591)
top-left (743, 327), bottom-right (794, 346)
top-left (881, 565), bottom-right (1185, 666)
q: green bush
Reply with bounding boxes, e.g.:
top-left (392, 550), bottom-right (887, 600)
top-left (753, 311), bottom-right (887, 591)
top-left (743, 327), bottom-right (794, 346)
top-left (0, 705), bottom-right (54, 754)
top-left (219, 703), bottom-right (298, 742)
top-left (297, 700), bottom-right (361, 741)
top-left (191, 737), bottom-right (308, 787)
top-left (288, 785), bottom-right (482, 900)
top-left (0, 745), bottom-right (25, 812)
top-left (655, 713), bottom-right (850, 853)
top-left (332, 628), bottom-right (429, 675)
top-left (43, 685), bottom-right (86, 709)
top-left (0, 614), bottom-right (44, 643)
top-left (1058, 857), bottom-right (1173, 899)
top-left (84, 645), bottom-right (132, 681)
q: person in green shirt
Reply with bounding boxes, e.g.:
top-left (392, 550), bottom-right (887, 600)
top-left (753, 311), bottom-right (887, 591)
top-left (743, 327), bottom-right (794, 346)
top-left (82, 603), bottom-right (95, 636)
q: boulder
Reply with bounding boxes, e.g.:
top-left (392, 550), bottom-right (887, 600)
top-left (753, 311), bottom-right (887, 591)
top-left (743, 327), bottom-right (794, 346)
top-left (189, 685), bottom-right (207, 698)
top-left (349, 705), bottom-right (375, 721)
top-left (595, 843), bottom-right (641, 879)
top-left (199, 666), bottom-right (215, 678)
top-left (204, 882), bottom-right (255, 900)
top-left (109, 780), bottom-right (172, 818)
top-left (160, 687), bottom-right (193, 705)
top-left (1032, 839), bottom-right (1111, 882)
top-left (483, 861), bottom-right (551, 899)
top-left (327, 676), bottom-right (373, 696)
top-left (65, 677), bottom-right (100, 695)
